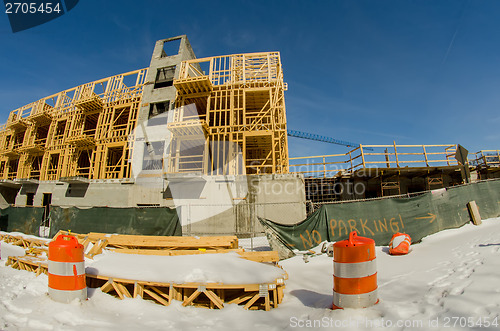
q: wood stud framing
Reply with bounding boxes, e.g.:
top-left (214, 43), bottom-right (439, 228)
top-left (0, 69), bottom-right (147, 181)
top-left (167, 52), bottom-right (289, 176)
top-left (289, 144), bottom-right (462, 178)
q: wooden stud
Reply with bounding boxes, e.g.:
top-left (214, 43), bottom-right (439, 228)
top-left (133, 282), bottom-right (143, 298)
top-left (265, 293), bottom-right (271, 311)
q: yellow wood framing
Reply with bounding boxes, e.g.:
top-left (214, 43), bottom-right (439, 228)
top-left (0, 69), bottom-right (147, 181)
top-left (166, 52), bottom-right (289, 176)
top-left (289, 143), bottom-right (462, 178)
top-left (6, 254), bottom-right (286, 311)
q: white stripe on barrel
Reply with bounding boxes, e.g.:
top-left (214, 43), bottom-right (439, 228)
top-left (334, 260), bottom-right (377, 279)
top-left (48, 261), bottom-right (85, 276)
top-left (333, 289), bottom-right (378, 309)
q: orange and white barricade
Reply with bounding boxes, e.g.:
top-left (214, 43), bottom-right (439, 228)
top-left (48, 234), bottom-right (87, 303)
top-left (332, 231), bottom-right (378, 309)
top-left (389, 233), bottom-right (411, 255)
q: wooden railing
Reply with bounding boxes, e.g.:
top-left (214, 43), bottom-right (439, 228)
top-left (289, 143), bottom-right (459, 178)
top-left (177, 52), bottom-right (282, 87)
top-left (472, 150), bottom-right (500, 167)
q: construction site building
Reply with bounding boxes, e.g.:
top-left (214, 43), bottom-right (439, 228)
top-left (0, 35), bottom-right (498, 235)
top-left (0, 36), bottom-right (306, 234)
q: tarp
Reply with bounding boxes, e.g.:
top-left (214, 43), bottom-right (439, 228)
top-left (48, 206), bottom-right (181, 237)
top-left (260, 179), bottom-right (500, 251)
top-left (0, 206), bottom-right (45, 235)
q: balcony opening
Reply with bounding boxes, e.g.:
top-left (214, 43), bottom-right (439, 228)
top-left (4, 135), bottom-right (11, 149)
top-left (13, 131), bottom-right (25, 149)
top-left (154, 66), bottom-right (176, 89)
top-left (111, 107), bottom-right (130, 137)
top-left (76, 149), bottom-right (92, 178)
top-left (105, 146), bottom-right (126, 179)
top-left (30, 155), bottom-right (42, 179)
top-left (178, 139), bottom-right (204, 173)
top-left (245, 134), bottom-right (273, 175)
top-left (47, 154), bottom-right (60, 180)
top-left (245, 89), bottom-right (271, 128)
top-left (83, 114), bottom-right (98, 137)
top-left (54, 120), bottom-right (66, 141)
top-left (7, 158), bottom-right (19, 180)
top-left (35, 125), bottom-right (49, 144)
top-left (180, 102), bottom-right (207, 122)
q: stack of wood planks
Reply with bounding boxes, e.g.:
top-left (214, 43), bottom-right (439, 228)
top-left (0, 232), bottom-right (49, 256)
top-left (54, 230), bottom-right (279, 263)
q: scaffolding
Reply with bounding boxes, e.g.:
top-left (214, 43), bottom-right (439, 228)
top-left (165, 52), bottom-right (289, 176)
top-left (0, 69), bottom-right (147, 182)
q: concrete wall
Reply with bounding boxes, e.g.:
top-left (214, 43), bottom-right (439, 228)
top-left (131, 35), bottom-right (196, 188)
top-left (11, 173), bottom-right (307, 235)
top-left (0, 186), bottom-right (18, 208)
top-left (179, 173), bottom-right (307, 235)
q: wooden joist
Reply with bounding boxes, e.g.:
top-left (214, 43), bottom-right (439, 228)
top-left (55, 230), bottom-right (239, 250)
top-left (3, 231), bottom-right (278, 264)
top-left (52, 230), bottom-right (278, 263)
top-left (108, 248), bottom-right (279, 263)
top-left (87, 273), bottom-right (284, 311)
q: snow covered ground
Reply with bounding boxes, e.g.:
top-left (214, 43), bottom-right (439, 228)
top-left (1, 218), bottom-right (500, 330)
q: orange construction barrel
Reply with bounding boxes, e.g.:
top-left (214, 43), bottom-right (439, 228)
top-left (389, 233), bottom-right (411, 255)
top-left (333, 231), bottom-right (378, 309)
top-left (48, 234), bottom-right (87, 303)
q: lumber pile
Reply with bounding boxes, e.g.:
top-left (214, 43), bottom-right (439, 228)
top-left (54, 231), bottom-right (278, 263)
top-left (0, 233), bottom-right (49, 256)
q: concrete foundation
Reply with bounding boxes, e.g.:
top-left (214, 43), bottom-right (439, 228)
top-left (7, 173), bottom-right (306, 236)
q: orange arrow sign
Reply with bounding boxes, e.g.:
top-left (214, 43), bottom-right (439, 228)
top-left (415, 213), bottom-right (436, 223)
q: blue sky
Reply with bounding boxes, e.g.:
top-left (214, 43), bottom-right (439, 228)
top-left (0, 0), bottom-right (499, 157)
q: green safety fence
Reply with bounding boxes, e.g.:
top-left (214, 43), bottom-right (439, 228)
top-left (0, 205), bottom-right (181, 237)
top-left (48, 206), bottom-right (181, 237)
top-left (0, 206), bottom-right (45, 235)
top-left (260, 179), bottom-right (500, 251)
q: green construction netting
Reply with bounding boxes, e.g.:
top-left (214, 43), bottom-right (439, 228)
top-left (260, 179), bottom-right (500, 251)
top-left (0, 205), bottom-right (181, 237)
top-left (48, 206), bottom-right (181, 237)
top-left (0, 206), bottom-right (44, 235)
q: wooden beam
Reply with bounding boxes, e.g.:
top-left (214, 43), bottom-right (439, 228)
top-left (243, 293), bottom-right (261, 310)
